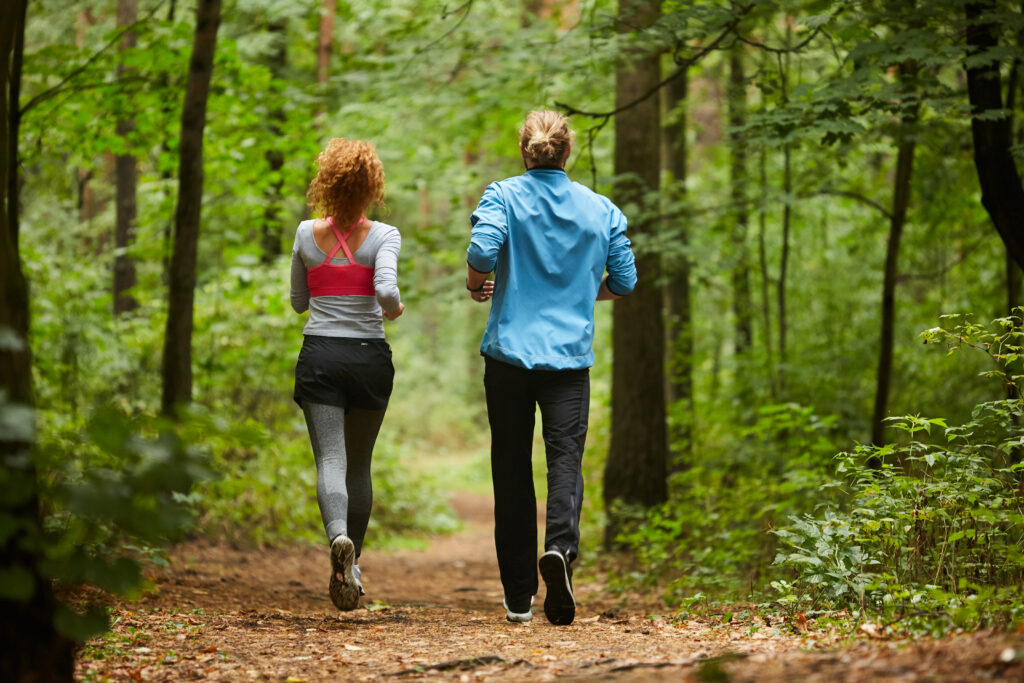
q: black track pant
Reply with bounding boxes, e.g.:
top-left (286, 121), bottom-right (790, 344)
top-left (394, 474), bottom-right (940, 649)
top-left (483, 355), bottom-right (590, 601)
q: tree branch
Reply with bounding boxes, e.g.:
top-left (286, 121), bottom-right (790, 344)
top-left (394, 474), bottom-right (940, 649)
top-left (556, 5), bottom-right (751, 120)
top-left (19, 1), bottom-right (166, 117)
top-left (895, 235), bottom-right (986, 283)
top-left (400, 0), bottom-right (474, 76)
top-left (807, 189), bottom-right (893, 220)
top-left (735, 22), bottom-right (831, 55)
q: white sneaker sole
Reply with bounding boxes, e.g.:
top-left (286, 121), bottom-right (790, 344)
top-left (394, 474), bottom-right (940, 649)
top-left (503, 596), bottom-right (534, 623)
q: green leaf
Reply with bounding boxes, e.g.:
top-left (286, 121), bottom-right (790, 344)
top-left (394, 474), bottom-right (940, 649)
top-left (0, 565), bottom-right (35, 600)
top-left (54, 604), bottom-right (109, 642)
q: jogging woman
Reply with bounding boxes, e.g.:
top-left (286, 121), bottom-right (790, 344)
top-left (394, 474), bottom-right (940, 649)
top-left (466, 110), bottom-right (637, 625)
top-left (290, 138), bottom-right (404, 611)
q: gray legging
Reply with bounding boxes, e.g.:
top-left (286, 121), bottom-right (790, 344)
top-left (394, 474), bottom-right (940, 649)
top-left (301, 401), bottom-right (386, 556)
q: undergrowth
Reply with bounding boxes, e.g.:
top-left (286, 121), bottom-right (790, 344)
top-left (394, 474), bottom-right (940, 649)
top-left (612, 313), bottom-right (1024, 636)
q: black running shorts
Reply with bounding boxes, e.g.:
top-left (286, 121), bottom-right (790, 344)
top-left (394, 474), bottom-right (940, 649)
top-left (293, 336), bottom-right (394, 410)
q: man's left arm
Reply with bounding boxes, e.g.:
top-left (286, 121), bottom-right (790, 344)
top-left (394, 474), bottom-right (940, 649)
top-left (467, 183), bottom-right (506, 302)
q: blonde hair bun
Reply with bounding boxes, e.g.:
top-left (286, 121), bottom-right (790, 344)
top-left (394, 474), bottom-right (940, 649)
top-left (519, 110), bottom-right (573, 167)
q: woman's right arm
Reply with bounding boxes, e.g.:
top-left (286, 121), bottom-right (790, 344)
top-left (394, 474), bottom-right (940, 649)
top-left (374, 227), bottom-right (403, 318)
top-left (290, 229), bottom-right (310, 313)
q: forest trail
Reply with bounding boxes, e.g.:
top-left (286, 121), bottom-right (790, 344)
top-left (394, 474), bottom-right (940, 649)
top-left (77, 492), bottom-right (1024, 682)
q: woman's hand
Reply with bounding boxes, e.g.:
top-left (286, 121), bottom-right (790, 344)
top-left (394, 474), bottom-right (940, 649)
top-left (383, 303), bottom-right (405, 320)
top-left (470, 280), bottom-right (494, 303)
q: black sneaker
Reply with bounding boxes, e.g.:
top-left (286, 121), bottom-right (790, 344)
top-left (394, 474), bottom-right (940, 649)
top-left (329, 535), bottom-right (360, 611)
top-left (503, 595), bottom-right (534, 623)
top-left (539, 550), bottom-right (575, 625)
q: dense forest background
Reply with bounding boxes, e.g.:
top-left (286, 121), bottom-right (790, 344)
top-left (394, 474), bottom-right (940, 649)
top-left (4, 0), bottom-right (1024, 675)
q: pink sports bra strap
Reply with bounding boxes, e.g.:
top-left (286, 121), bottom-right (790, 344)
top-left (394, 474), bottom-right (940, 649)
top-left (324, 216), bottom-right (363, 264)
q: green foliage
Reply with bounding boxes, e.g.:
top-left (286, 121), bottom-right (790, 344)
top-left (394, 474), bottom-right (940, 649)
top-left (612, 403), bottom-right (840, 600)
top-left (768, 314), bottom-right (1024, 633)
top-left (1, 398), bottom-right (214, 641)
top-left (618, 313), bottom-right (1024, 634)
top-left (773, 403), bottom-right (1024, 633)
top-left (14, 0), bottom-right (1024, 644)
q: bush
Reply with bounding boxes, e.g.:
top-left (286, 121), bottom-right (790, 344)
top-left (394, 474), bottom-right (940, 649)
top-left (612, 403), bottom-right (841, 601)
top-left (771, 313), bottom-right (1024, 633)
top-left (773, 404), bottom-right (1024, 633)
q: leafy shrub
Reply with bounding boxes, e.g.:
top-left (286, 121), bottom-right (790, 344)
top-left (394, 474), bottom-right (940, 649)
top-left (773, 406), bottom-right (1024, 632)
top-left (612, 403), bottom-right (841, 601)
top-left (773, 314), bottom-right (1024, 633)
top-left (15, 404), bottom-right (215, 640)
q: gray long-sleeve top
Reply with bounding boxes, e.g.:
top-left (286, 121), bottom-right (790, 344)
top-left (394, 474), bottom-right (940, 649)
top-left (290, 219), bottom-right (402, 338)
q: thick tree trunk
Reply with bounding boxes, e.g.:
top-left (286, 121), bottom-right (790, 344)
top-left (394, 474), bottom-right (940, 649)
top-left (1, 1), bottom-right (76, 679)
top-left (728, 47), bottom-right (752, 358)
top-left (114, 0), bottom-right (139, 315)
top-left (604, 0), bottom-right (667, 545)
top-left (662, 66), bottom-right (693, 471)
top-left (965, 2), bottom-right (1024, 270)
top-left (161, 0), bottom-right (222, 416)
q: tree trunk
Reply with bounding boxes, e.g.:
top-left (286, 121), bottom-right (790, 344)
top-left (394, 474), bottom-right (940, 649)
top-left (161, 0), bottom-right (222, 416)
top-left (114, 0), bottom-right (139, 315)
top-left (160, 0), bottom-right (178, 286)
top-left (315, 0), bottom-right (336, 122)
top-left (776, 26), bottom-right (793, 394)
top-left (317, 0), bottom-right (336, 86)
top-left (777, 142), bottom-right (790, 387)
top-left (1, 1), bottom-right (76, 679)
top-left (604, 0), bottom-right (667, 545)
top-left (76, 10), bottom-right (97, 224)
top-left (662, 65), bottom-right (693, 471)
top-left (965, 1), bottom-right (1024, 271)
top-left (1006, 38), bottom-right (1022, 405)
top-left (1006, 33), bottom-right (1022, 324)
top-left (260, 19), bottom-right (287, 264)
top-left (728, 46), bottom-right (752, 358)
top-left (1009, 251), bottom-right (1022, 319)
top-left (758, 146), bottom-right (776, 398)
top-left (871, 63), bottom-right (918, 447)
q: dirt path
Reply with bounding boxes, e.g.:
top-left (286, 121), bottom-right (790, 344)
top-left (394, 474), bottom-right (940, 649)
top-left (77, 493), bottom-right (1024, 681)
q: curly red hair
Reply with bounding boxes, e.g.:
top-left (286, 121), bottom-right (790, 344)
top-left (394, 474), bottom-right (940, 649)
top-left (306, 138), bottom-right (385, 226)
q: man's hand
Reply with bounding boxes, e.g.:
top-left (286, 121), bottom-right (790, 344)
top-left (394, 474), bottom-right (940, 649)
top-left (597, 276), bottom-right (623, 301)
top-left (470, 280), bottom-right (494, 303)
top-left (383, 303), bottom-right (405, 320)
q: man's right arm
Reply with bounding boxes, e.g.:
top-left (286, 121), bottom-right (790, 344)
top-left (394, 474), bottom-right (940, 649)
top-left (601, 209), bottom-right (637, 301)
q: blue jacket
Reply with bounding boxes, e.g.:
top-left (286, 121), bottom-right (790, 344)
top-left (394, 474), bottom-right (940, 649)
top-left (467, 168), bottom-right (638, 370)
